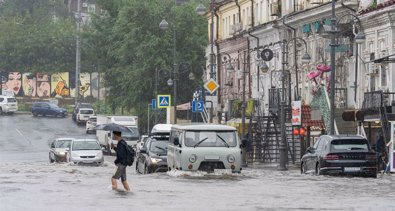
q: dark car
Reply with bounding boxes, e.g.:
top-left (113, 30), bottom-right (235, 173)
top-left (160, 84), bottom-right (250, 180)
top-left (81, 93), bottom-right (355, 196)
top-left (301, 135), bottom-right (377, 178)
top-left (136, 136), bottom-right (169, 174)
top-left (72, 103), bottom-right (93, 121)
top-left (32, 102), bottom-right (68, 117)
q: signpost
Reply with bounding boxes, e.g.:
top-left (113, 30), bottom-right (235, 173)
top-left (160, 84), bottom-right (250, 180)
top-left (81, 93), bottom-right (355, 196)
top-left (204, 78), bottom-right (219, 94)
top-left (157, 95), bottom-right (171, 108)
top-left (152, 99), bottom-right (157, 110)
top-left (261, 48), bottom-right (274, 61)
top-left (390, 122), bottom-right (395, 173)
top-left (191, 100), bottom-right (204, 113)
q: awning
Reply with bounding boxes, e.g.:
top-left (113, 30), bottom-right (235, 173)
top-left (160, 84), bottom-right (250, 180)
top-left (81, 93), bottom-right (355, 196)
top-left (368, 53), bottom-right (395, 64)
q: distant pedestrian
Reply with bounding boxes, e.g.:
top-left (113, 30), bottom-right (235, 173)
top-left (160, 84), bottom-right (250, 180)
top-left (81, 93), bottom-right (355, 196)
top-left (375, 135), bottom-right (386, 171)
top-left (111, 131), bottom-right (131, 192)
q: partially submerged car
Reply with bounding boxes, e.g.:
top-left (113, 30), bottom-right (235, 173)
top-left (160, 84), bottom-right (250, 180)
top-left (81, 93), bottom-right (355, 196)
top-left (136, 136), bottom-right (169, 174)
top-left (301, 135), bottom-right (377, 177)
top-left (49, 138), bottom-right (73, 163)
top-left (167, 124), bottom-right (242, 173)
top-left (67, 138), bottom-right (104, 165)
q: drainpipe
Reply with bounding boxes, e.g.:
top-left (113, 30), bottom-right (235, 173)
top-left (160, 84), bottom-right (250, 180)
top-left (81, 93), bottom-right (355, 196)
top-left (248, 32), bottom-right (260, 93)
top-left (214, 8), bottom-right (221, 105)
top-left (282, 15), bottom-right (300, 100)
top-left (236, 0), bottom-right (241, 23)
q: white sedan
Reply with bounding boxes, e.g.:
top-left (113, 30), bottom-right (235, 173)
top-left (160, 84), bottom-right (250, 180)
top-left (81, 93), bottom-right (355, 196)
top-left (67, 138), bottom-right (104, 165)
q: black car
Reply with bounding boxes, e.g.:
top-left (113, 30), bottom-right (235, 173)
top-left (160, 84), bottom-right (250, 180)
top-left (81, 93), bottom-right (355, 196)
top-left (301, 135), bottom-right (377, 177)
top-left (72, 103), bottom-right (93, 121)
top-left (31, 102), bottom-right (68, 117)
top-left (136, 136), bottom-right (169, 174)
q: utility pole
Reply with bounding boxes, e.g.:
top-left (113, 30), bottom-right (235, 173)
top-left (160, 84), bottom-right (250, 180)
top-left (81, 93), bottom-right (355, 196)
top-left (279, 40), bottom-right (288, 171)
top-left (75, 0), bottom-right (81, 105)
top-left (329, 0), bottom-right (337, 135)
top-left (97, 64), bottom-right (100, 114)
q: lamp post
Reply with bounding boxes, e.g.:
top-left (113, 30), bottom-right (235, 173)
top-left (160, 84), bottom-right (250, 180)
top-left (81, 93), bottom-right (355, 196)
top-left (75, 0), bottom-right (81, 105)
top-left (327, 7), bottom-right (366, 134)
top-left (155, 68), bottom-right (171, 124)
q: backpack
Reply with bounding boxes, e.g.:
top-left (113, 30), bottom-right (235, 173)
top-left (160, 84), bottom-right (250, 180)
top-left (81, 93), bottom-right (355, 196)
top-left (120, 140), bottom-right (135, 166)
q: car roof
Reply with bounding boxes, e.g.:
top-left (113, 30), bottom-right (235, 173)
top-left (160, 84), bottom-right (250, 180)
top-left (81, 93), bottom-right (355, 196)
top-left (171, 124), bottom-right (237, 131)
top-left (0, 95), bottom-right (15, 98)
top-left (55, 138), bottom-right (75, 141)
top-left (321, 135), bottom-right (367, 140)
top-left (151, 124), bottom-right (172, 134)
top-left (73, 138), bottom-right (98, 142)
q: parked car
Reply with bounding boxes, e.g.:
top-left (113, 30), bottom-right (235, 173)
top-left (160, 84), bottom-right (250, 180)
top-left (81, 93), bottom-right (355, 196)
top-left (301, 135), bottom-right (377, 178)
top-left (31, 102), bottom-right (67, 117)
top-left (76, 108), bottom-right (94, 124)
top-left (86, 116), bottom-right (97, 134)
top-left (66, 138), bottom-right (104, 165)
top-left (0, 95), bottom-right (18, 115)
top-left (136, 136), bottom-right (169, 174)
top-left (136, 135), bottom-right (149, 155)
top-left (72, 103), bottom-right (93, 122)
top-left (167, 124), bottom-right (242, 173)
top-left (49, 138), bottom-right (74, 163)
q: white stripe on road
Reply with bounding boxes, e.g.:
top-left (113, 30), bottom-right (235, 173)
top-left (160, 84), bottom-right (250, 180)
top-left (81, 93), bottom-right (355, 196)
top-left (15, 128), bottom-right (32, 145)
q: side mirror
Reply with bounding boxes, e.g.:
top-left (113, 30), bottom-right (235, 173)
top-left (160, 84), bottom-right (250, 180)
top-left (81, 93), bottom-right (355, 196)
top-left (101, 147), bottom-right (105, 151)
top-left (65, 148), bottom-right (70, 152)
top-left (140, 148), bottom-right (147, 154)
top-left (306, 147), bottom-right (314, 153)
top-left (174, 137), bottom-right (180, 146)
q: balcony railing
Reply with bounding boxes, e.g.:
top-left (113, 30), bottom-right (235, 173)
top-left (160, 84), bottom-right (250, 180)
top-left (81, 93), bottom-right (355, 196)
top-left (362, 91), bottom-right (395, 114)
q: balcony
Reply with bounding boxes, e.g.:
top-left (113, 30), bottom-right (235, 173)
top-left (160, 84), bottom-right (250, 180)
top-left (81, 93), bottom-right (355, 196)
top-left (362, 91), bottom-right (395, 121)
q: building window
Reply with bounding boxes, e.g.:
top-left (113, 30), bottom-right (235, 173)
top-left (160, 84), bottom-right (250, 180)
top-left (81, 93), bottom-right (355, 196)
top-left (381, 64), bottom-right (387, 87)
top-left (370, 75), bottom-right (376, 91)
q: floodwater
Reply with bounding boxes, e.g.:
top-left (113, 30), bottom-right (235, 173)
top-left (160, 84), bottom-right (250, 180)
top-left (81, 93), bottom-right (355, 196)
top-left (1, 115), bottom-right (394, 211)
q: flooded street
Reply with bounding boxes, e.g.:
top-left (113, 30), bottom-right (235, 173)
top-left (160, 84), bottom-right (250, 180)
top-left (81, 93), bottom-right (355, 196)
top-left (1, 115), bottom-right (395, 211)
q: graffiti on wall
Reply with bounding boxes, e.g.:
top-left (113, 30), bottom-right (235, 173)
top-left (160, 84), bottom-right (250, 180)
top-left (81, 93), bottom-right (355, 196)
top-left (1, 71), bottom-right (101, 99)
top-left (51, 72), bottom-right (70, 97)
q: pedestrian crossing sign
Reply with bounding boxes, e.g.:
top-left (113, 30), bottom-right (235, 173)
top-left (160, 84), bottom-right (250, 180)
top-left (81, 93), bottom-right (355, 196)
top-left (157, 95), bottom-right (171, 108)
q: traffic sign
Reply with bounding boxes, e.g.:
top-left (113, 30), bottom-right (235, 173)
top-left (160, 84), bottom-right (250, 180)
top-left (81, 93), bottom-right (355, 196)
top-left (157, 95), bottom-right (171, 108)
top-left (204, 79), bottom-right (219, 94)
top-left (197, 101), bottom-right (204, 112)
top-left (152, 99), bottom-right (157, 110)
top-left (261, 48), bottom-right (274, 61)
top-left (192, 101), bottom-right (197, 113)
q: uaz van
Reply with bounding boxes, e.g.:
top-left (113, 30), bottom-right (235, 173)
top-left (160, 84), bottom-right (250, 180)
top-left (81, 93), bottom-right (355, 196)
top-left (167, 124), bottom-right (242, 173)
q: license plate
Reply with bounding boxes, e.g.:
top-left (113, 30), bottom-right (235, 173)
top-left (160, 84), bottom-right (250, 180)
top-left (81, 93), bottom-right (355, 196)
top-left (344, 167), bottom-right (360, 172)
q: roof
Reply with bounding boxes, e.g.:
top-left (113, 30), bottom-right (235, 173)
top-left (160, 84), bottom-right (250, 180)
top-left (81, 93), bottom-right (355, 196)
top-left (55, 138), bottom-right (75, 141)
top-left (73, 138), bottom-right (98, 141)
top-left (321, 134), bottom-right (366, 140)
top-left (172, 124), bottom-right (236, 131)
top-left (151, 124), bottom-right (172, 134)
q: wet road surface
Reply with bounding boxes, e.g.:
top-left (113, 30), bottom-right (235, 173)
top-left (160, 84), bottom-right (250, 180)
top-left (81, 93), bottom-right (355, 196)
top-left (1, 115), bottom-right (394, 211)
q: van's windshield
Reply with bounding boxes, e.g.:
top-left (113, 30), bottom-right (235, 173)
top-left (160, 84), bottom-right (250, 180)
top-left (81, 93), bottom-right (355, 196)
top-left (184, 131), bottom-right (237, 147)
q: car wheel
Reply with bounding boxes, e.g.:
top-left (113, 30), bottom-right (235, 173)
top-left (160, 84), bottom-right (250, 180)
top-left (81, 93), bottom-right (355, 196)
top-left (135, 159), bottom-right (140, 173)
top-left (144, 164), bottom-right (149, 174)
top-left (32, 112), bottom-right (38, 117)
top-left (315, 163), bottom-right (321, 176)
top-left (49, 154), bottom-right (54, 163)
top-left (0, 108), bottom-right (3, 115)
top-left (301, 162), bottom-right (306, 174)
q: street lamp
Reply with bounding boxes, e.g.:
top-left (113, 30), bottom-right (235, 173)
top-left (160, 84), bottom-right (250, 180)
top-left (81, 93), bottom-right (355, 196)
top-left (327, 10), bottom-right (366, 134)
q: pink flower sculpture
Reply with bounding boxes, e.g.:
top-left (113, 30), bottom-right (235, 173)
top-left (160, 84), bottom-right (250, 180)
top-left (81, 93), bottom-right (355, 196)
top-left (316, 64), bottom-right (331, 72)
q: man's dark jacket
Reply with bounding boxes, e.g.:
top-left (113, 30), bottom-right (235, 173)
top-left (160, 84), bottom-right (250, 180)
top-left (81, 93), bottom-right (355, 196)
top-left (114, 139), bottom-right (128, 166)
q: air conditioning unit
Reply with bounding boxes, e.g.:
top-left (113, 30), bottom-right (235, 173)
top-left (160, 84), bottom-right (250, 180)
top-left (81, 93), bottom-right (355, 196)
top-left (229, 26), bottom-right (235, 36)
top-left (247, 16), bottom-right (252, 26)
top-left (234, 23), bottom-right (242, 32)
top-left (270, 3), bottom-right (280, 17)
top-left (236, 70), bottom-right (243, 79)
top-left (82, 3), bottom-right (88, 8)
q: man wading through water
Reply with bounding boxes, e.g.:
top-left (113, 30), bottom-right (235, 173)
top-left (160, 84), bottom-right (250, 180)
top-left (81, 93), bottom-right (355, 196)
top-left (111, 131), bottom-right (131, 191)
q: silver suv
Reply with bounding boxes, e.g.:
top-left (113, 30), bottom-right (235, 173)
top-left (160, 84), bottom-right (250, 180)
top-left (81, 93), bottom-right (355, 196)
top-left (0, 95), bottom-right (18, 115)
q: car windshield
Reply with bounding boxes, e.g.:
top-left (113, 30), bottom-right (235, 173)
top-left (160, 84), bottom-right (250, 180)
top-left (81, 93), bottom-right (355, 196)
top-left (56, 140), bottom-right (72, 148)
top-left (7, 98), bottom-right (16, 102)
top-left (72, 141), bottom-right (101, 150)
top-left (123, 127), bottom-right (140, 140)
top-left (49, 103), bottom-right (60, 109)
top-left (330, 139), bottom-right (369, 151)
top-left (80, 109), bottom-right (93, 114)
top-left (149, 139), bottom-right (169, 155)
top-left (184, 131), bottom-right (237, 147)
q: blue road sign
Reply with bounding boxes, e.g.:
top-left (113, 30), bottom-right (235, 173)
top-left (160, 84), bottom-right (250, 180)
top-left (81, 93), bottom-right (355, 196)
top-left (152, 99), bottom-right (156, 110)
top-left (197, 101), bottom-right (204, 112)
top-left (158, 95), bottom-right (171, 108)
top-left (192, 101), bottom-right (197, 113)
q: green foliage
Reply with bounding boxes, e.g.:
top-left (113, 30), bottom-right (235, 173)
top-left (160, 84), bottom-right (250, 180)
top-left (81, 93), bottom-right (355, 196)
top-left (90, 0), bottom-right (208, 131)
top-left (0, 0), bottom-right (76, 73)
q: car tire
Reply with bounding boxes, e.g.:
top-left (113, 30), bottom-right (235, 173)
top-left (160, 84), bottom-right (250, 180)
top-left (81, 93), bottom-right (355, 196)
top-left (32, 112), bottom-right (38, 117)
top-left (301, 162), bottom-right (306, 174)
top-left (315, 163), bottom-right (321, 176)
top-left (135, 159), bottom-right (140, 173)
top-left (0, 108), bottom-right (3, 115)
top-left (144, 164), bottom-right (149, 174)
top-left (49, 154), bottom-right (54, 163)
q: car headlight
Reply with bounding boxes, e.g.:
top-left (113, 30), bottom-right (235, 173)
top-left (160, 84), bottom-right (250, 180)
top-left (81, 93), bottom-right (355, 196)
top-left (150, 158), bottom-right (162, 164)
top-left (58, 152), bottom-right (66, 156)
top-left (227, 155), bottom-right (235, 163)
top-left (189, 154), bottom-right (197, 163)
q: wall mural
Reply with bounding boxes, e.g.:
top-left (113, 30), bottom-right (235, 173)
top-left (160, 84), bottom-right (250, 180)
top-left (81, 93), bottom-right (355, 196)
top-left (0, 71), bottom-right (101, 99)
